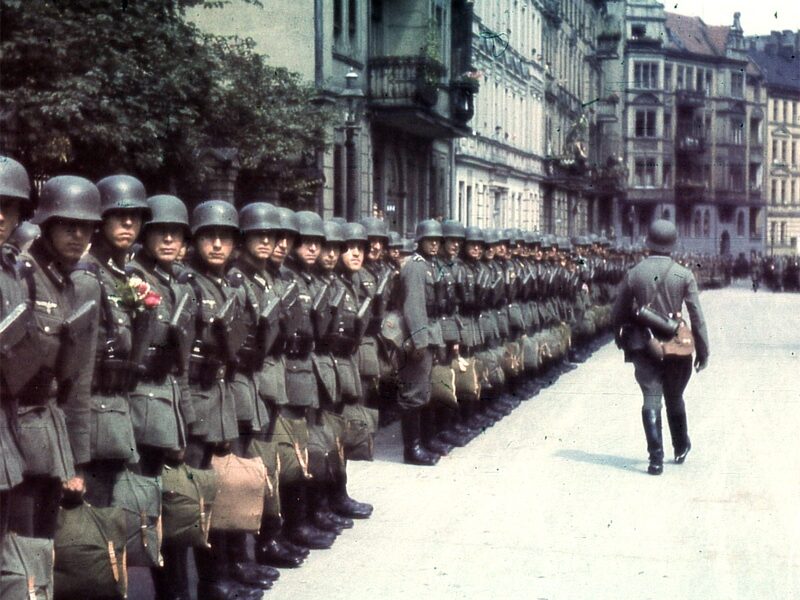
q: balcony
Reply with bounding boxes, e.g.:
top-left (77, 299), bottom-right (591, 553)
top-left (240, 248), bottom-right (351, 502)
top-left (676, 135), bottom-right (706, 154)
top-left (368, 56), bottom-right (470, 138)
top-left (675, 89), bottom-right (705, 109)
top-left (714, 188), bottom-right (748, 205)
top-left (675, 179), bottom-right (707, 202)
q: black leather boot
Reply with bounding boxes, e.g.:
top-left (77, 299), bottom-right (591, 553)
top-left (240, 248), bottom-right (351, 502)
top-left (228, 531), bottom-right (278, 589)
top-left (153, 543), bottom-right (189, 600)
top-left (309, 482), bottom-right (343, 535)
top-left (195, 531), bottom-right (263, 600)
top-left (436, 406), bottom-right (471, 447)
top-left (420, 405), bottom-right (453, 456)
top-left (642, 409), bottom-right (664, 475)
top-left (667, 411), bottom-right (691, 464)
top-left (330, 473), bottom-right (372, 519)
top-left (283, 482), bottom-right (335, 550)
top-left (401, 408), bottom-right (439, 466)
top-left (255, 513), bottom-right (304, 568)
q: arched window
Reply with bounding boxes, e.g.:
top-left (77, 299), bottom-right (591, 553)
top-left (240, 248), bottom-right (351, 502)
top-left (693, 210), bottom-right (702, 237)
top-left (662, 208), bottom-right (671, 221)
top-left (703, 210), bottom-right (711, 236)
top-left (736, 211), bottom-right (746, 236)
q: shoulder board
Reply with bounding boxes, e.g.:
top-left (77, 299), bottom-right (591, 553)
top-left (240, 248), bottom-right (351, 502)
top-left (74, 260), bottom-right (100, 277)
top-left (412, 254), bottom-right (425, 262)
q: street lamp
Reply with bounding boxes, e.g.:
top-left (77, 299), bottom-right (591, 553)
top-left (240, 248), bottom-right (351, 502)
top-left (341, 68), bottom-right (365, 221)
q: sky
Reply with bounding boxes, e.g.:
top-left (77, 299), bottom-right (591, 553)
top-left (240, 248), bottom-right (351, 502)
top-left (669, 0), bottom-right (800, 36)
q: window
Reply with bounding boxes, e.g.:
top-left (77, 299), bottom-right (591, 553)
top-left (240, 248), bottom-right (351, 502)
top-left (729, 164), bottom-right (744, 191)
top-left (634, 158), bottom-right (657, 187)
top-left (792, 180), bottom-right (797, 204)
top-left (631, 23), bottom-right (646, 39)
top-left (634, 62), bottom-right (658, 89)
top-left (663, 112), bottom-right (672, 137)
top-left (749, 118), bottom-right (760, 144)
top-left (664, 65), bottom-right (672, 91)
top-left (677, 65), bottom-right (685, 89)
top-left (780, 222), bottom-right (787, 244)
top-left (348, 0), bottom-right (357, 39)
top-left (730, 119), bottom-right (743, 145)
top-left (782, 141), bottom-right (788, 163)
top-left (737, 212), bottom-right (745, 236)
top-left (772, 99), bottom-right (779, 121)
top-left (772, 140), bottom-right (779, 162)
top-left (662, 162), bottom-right (672, 187)
top-left (793, 142), bottom-right (798, 165)
top-left (772, 179), bottom-right (778, 203)
top-left (334, 0), bottom-right (343, 42)
top-left (731, 71), bottom-right (744, 98)
top-left (703, 210), bottom-right (710, 236)
top-left (695, 68), bottom-right (704, 92)
top-left (705, 70), bottom-right (713, 94)
top-left (635, 110), bottom-right (657, 137)
top-left (693, 211), bottom-right (702, 237)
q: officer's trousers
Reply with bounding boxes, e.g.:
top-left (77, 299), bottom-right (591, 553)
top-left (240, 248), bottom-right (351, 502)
top-left (397, 347), bottom-right (432, 411)
top-left (632, 354), bottom-right (693, 414)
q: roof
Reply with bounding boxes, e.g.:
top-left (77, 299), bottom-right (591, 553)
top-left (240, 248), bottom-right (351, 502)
top-left (664, 13), bottom-right (721, 57)
top-left (747, 48), bottom-right (800, 93)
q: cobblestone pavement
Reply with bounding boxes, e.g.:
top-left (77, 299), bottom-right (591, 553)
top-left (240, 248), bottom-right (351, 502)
top-left (133, 282), bottom-right (800, 600)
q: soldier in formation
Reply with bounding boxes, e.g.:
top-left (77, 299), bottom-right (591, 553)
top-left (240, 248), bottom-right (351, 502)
top-left (1, 153), bottom-right (705, 600)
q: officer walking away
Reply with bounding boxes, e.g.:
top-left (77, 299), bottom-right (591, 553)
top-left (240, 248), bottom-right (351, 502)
top-left (611, 219), bottom-right (710, 475)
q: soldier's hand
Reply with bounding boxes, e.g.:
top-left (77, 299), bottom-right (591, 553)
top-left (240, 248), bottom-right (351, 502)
top-left (694, 355), bottom-right (708, 372)
top-left (62, 475), bottom-right (86, 507)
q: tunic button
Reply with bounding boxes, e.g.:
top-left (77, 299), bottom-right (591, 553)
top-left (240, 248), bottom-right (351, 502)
top-left (148, 393), bottom-right (154, 398)
top-left (44, 326), bottom-right (50, 333)
top-left (100, 404), bottom-right (106, 409)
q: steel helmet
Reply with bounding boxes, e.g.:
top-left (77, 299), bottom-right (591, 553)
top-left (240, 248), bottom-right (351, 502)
top-left (191, 200), bottom-right (238, 235)
top-left (441, 219), bottom-right (466, 239)
top-left (144, 195), bottom-right (190, 235)
top-left (342, 222), bottom-right (368, 243)
top-left (387, 230), bottom-right (403, 249)
top-left (484, 229), bottom-right (502, 245)
top-left (0, 156), bottom-right (31, 202)
top-left (294, 211), bottom-right (325, 239)
top-left (464, 226), bottom-right (485, 244)
top-left (646, 219), bottom-right (678, 254)
top-left (414, 219), bottom-right (443, 242)
top-left (239, 202), bottom-right (280, 233)
top-left (32, 176), bottom-right (101, 225)
top-left (96, 174), bottom-right (149, 217)
top-left (275, 207), bottom-right (298, 234)
top-left (323, 220), bottom-right (345, 244)
top-left (360, 216), bottom-right (389, 240)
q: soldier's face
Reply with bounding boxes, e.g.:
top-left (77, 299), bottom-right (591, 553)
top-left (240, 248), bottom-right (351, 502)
top-left (367, 237), bottom-right (384, 261)
top-left (244, 231), bottom-right (275, 261)
top-left (341, 242), bottom-right (364, 271)
top-left (0, 197), bottom-right (21, 246)
top-left (484, 245), bottom-right (495, 260)
top-left (465, 241), bottom-right (483, 259)
top-left (388, 248), bottom-right (400, 262)
top-left (492, 243), bottom-right (505, 258)
top-left (444, 238), bottom-right (461, 257)
top-left (102, 209), bottom-right (143, 252)
top-left (319, 243), bottom-right (341, 270)
top-left (420, 238), bottom-right (439, 256)
top-left (270, 232), bottom-right (294, 266)
top-left (296, 236), bottom-right (322, 267)
top-left (144, 225), bottom-right (185, 264)
top-left (47, 218), bottom-right (94, 264)
top-left (196, 227), bottom-right (235, 269)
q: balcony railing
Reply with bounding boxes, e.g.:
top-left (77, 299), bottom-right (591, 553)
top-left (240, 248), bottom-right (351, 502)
top-left (675, 89), bottom-right (705, 109)
top-left (368, 56), bottom-right (446, 109)
top-left (676, 135), bottom-right (706, 154)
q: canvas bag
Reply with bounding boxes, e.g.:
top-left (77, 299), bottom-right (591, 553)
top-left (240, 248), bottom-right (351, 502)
top-left (430, 363), bottom-right (458, 409)
top-left (161, 463), bottom-right (218, 548)
top-left (210, 453), bottom-right (267, 532)
top-left (246, 439), bottom-right (281, 519)
top-left (111, 469), bottom-right (162, 568)
top-left (341, 404), bottom-right (379, 461)
top-left (452, 356), bottom-right (480, 402)
top-left (0, 533), bottom-right (54, 600)
top-left (53, 503), bottom-right (127, 599)
top-left (641, 262), bottom-right (695, 359)
top-left (271, 414), bottom-right (311, 486)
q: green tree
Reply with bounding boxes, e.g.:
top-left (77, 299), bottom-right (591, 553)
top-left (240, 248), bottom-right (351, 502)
top-left (0, 0), bottom-right (332, 204)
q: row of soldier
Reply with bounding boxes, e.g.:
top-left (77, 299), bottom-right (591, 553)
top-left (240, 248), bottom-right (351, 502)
top-left (749, 254), bottom-right (800, 292)
top-left (0, 156), bottom-right (630, 600)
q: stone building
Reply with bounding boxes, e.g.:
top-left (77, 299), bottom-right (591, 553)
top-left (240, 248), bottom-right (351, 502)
top-left (748, 30), bottom-right (800, 255)
top-left (597, 1), bottom-right (767, 255)
top-left (454, 0), bottom-right (607, 235)
top-left (189, 0), bottom-right (477, 236)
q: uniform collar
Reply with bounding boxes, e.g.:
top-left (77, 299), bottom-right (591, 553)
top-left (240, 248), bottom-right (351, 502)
top-left (90, 238), bottom-right (127, 280)
top-left (28, 238), bottom-right (73, 289)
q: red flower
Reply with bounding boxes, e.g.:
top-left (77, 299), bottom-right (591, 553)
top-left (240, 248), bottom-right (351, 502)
top-left (135, 282), bottom-right (149, 296)
top-left (143, 290), bottom-right (162, 309)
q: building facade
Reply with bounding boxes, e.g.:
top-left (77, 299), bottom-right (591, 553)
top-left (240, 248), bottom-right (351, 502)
top-left (748, 30), bottom-right (800, 255)
top-left (597, 1), bottom-right (767, 255)
top-left (189, 0), bottom-right (477, 236)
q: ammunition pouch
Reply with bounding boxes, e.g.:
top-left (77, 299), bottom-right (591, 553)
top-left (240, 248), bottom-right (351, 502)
top-left (138, 346), bottom-right (178, 384)
top-left (236, 341), bottom-right (266, 373)
top-left (282, 335), bottom-right (314, 359)
top-left (93, 356), bottom-right (133, 395)
top-left (318, 335), bottom-right (358, 357)
top-left (0, 303), bottom-right (42, 397)
top-left (56, 300), bottom-right (98, 383)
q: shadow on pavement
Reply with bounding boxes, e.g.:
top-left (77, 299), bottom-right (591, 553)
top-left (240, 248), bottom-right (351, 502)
top-left (555, 448), bottom-right (643, 473)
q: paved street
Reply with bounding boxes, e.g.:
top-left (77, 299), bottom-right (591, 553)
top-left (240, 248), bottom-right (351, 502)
top-left (273, 283), bottom-right (800, 600)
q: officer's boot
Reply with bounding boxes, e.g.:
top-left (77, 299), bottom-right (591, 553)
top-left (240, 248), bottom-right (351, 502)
top-left (228, 531), bottom-right (278, 590)
top-left (436, 405), bottom-right (472, 447)
top-left (255, 512), bottom-right (305, 568)
top-left (152, 543), bottom-right (189, 600)
top-left (309, 481), bottom-right (344, 535)
top-left (330, 471), bottom-right (372, 519)
top-left (401, 408), bottom-right (439, 466)
top-left (195, 531), bottom-right (263, 600)
top-left (667, 411), bottom-right (691, 464)
top-left (421, 405), bottom-right (453, 456)
top-left (450, 401), bottom-right (481, 439)
top-left (283, 482), bottom-right (335, 550)
top-left (642, 409), bottom-right (664, 475)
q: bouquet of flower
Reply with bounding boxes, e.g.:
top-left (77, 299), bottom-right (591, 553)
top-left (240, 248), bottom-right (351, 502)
top-left (117, 275), bottom-right (162, 312)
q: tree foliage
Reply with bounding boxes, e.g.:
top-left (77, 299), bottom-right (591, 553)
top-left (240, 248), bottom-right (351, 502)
top-left (0, 0), bottom-right (333, 204)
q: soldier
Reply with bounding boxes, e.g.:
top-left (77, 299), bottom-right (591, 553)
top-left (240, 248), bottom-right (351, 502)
top-left (7, 176), bottom-right (101, 542)
top-left (180, 200), bottom-right (265, 599)
top-left (127, 194), bottom-right (197, 600)
top-left (281, 211), bottom-right (337, 551)
top-left (397, 219), bottom-right (445, 466)
top-left (75, 175), bottom-right (150, 508)
top-left (0, 156), bottom-right (31, 569)
top-left (611, 220), bottom-right (710, 476)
